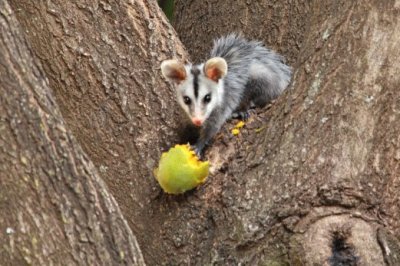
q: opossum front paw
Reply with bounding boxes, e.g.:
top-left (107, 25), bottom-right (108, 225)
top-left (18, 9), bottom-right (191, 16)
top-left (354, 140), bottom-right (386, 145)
top-left (191, 144), bottom-right (203, 158)
top-left (192, 141), bottom-right (206, 158)
top-left (232, 110), bottom-right (252, 121)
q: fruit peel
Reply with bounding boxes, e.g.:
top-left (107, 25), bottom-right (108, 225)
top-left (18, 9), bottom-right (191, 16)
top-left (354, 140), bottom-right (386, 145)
top-left (235, 121), bottom-right (245, 129)
top-left (231, 121), bottom-right (246, 136)
top-left (231, 128), bottom-right (240, 136)
top-left (154, 144), bottom-right (209, 194)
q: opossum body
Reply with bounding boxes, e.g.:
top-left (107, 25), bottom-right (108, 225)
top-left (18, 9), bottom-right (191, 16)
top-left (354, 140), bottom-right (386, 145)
top-left (161, 33), bottom-right (292, 154)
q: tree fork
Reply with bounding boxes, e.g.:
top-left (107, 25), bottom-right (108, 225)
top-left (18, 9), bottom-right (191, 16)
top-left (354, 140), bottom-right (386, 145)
top-left (2, 0), bottom-right (400, 264)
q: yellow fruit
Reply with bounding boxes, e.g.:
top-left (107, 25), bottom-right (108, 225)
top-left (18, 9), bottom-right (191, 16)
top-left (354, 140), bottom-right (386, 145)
top-left (154, 144), bottom-right (209, 194)
top-left (231, 121), bottom-right (245, 136)
top-left (235, 121), bottom-right (245, 129)
top-left (231, 128), bottom-right (240, 136)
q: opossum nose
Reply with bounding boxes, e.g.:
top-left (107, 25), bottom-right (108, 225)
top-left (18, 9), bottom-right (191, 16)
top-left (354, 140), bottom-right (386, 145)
top-left (192, 118), bottom-right (203, 126)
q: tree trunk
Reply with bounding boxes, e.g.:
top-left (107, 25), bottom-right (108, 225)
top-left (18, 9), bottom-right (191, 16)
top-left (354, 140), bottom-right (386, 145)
top-left (8, 0), bottom-right (189, 264)
top-left (3, 0), bottom-right (400, 264)
top-left (0, 1), bottom-right (144, 265)
top-left (172, 0), bottom-right (400, 265)
top-left (174, 0), bottom-right (311, 65)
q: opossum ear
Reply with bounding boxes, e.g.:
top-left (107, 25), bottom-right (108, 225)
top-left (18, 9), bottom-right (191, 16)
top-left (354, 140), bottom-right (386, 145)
top-left (161, 60), bottom-right (187, 84)
top-left (204, 57), bottom-right (227, 82)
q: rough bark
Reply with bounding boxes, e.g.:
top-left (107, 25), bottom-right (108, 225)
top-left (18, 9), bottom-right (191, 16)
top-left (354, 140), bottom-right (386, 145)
top-left (174, 0), bottom-right (311, 65)
top-left (8, 0), bottom-right (189, 264)
top-left (0, 1), bottom-right (144, 265)
top-left (172, 0), bottom-right (400, 265)
top-left (4, 0), bottom-right (400, 265)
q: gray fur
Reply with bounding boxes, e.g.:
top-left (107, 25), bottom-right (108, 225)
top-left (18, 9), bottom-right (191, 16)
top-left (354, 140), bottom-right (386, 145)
top-left (162, 33), bottom-right (292, 154)
top-left (195, 34), bottom-right (292, 153)
top-left (211, 33), bottom-right (292, 110)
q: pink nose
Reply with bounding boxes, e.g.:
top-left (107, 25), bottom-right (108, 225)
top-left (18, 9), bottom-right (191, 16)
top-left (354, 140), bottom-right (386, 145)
top-left (192, 118), bottom-right (203, 126)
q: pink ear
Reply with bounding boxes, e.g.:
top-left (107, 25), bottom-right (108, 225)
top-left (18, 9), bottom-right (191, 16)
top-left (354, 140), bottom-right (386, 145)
top-left (206, 68), bottom-right (221, 82)
top-left (204, 57), bottom-right (227, 82)
top-left (161, 60), bottom-right (187, 84)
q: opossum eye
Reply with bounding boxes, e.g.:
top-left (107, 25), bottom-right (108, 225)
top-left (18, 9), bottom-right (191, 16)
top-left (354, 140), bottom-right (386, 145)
top-left (203, 94), bottom-right (211, 104)
top-left (183, 96), bottom-right (191, 105)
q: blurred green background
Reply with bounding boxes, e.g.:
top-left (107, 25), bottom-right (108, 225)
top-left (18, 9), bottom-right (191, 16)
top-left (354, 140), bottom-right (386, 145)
top-left (158, 0), bottom-right (174, 21)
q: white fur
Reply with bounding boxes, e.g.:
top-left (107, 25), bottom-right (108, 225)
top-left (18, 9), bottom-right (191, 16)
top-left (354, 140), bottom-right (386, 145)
top-left (249, 62), bottom-right (270, 78)
top-left (176, 69), bottom-right (193, 118)
top-left (175, 72), bottom-right (223, 123)
top-left (194, 75), bottom-right (222, 121)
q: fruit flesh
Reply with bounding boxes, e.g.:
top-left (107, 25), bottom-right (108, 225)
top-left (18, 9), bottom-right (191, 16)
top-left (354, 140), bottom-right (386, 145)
top-left (154, 144), bottom-right (209, 194)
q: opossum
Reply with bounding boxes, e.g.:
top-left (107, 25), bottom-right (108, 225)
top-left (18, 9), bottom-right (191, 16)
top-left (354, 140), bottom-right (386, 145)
top-left (161, 33), bottom-right (292, 155)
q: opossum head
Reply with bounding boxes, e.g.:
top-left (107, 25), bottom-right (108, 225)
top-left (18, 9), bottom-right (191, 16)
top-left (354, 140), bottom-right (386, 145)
top-left (161, 57), bottom-right (227, 126)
